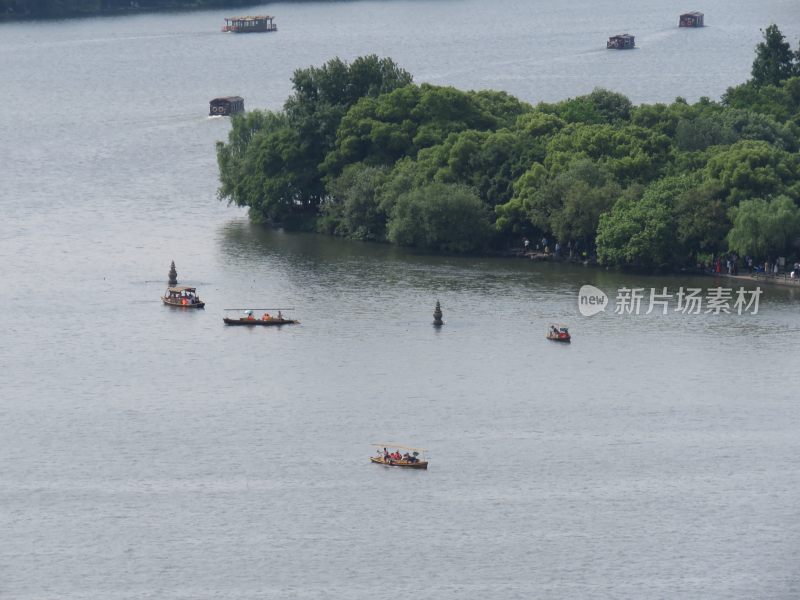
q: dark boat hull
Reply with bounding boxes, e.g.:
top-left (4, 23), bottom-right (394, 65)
top-left (370, 457), bottom-right (428, 469)
top-left (223, 317), bottom-right (299, 326)
top-left (546, 334), bottom-right (571, 343)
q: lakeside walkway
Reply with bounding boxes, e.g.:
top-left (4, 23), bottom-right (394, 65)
top-left (717, 272), bottom-right (800, 288)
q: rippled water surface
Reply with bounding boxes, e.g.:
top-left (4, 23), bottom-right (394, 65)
top-left (2, 1), bottom-right (800, 598)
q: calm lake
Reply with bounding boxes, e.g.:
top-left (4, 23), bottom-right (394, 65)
top-left (2, 1), bottom-right (800, 598)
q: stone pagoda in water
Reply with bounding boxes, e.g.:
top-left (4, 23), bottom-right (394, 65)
top-left (433, 300), bottom-right (443, 327)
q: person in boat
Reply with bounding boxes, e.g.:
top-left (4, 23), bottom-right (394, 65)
top-left (246, 312), bottom-right (255, 321)
top-left (277, 311), bottom-right (282, 320)
top-left (262, 312), bottom-right (270, 321)
top-left (383, 448), bottom-right (390, 461)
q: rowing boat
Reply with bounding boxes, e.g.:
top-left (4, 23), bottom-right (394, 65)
top-left (370, 443), bottom-right (428, 469)
top-left (223, 317), bottom-right (299, 326)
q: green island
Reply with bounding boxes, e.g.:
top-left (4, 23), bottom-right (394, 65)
top-left (217, 26), bottom-right (800, 271)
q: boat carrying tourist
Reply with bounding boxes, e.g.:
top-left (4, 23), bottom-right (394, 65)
top-left (223, 309), bottom-right (299, 326)
top-left (547, 324), bottom-right (571, 342)
top-left (162, 286), bottom-right (204, 308)
top-left (370, 444), bottom-right (428, 469)
top-left (221, 16), bottom-right (277, 33)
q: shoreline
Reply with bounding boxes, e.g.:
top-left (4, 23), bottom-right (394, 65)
top-left (716, 272), bottom-right (800, 288)
top-left (0, 1), bottom-right (261, 22)
top-left (501, 247), bottom-right (800, 287)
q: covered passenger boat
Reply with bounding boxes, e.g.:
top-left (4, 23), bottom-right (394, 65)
top-left (370, 443), bottom-right (428, 469)
top-left (607, 34), bottom-right (635, 49)
top-left (210, 96), bottom-right (244, 116)
top-left (546, 324), bottom-right (571, 342)
top-left (222, 15), bottom-right (277, 33)
top-left (162, 286), bottom-right (205, 308)
top-left (223, 309), bottom-right (299, 326)
top-left (679, 12), bottom-right (704, 27)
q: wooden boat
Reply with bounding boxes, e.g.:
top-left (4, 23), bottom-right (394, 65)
top-left (370, 456), bottom-right (428, 469)
top-left (370, 444), bottom-right (428, 469)
top-left (223, 316), bottom-right (299, 326)
top-left (223, 308), bottom-right (298, 326)
top-left (546, 324), bottom-right (571, 342)
top-left (162, 286), bottom-right (205, 308)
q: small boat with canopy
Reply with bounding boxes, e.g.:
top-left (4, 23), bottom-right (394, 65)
top-left (546, 324), bottom-right (571, 342)
top-left (223, 308), bottom-right (299, 326)
top-left (162, 286), bottom-right (205, 308)
top-left (370, 443), bottom-right (428, 469)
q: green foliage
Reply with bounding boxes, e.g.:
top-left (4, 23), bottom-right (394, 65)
top-left (216, 56), bottom-right (410, 226)
top-left (536, 88), bottom-right (633, 125)
top-left (217, 36), bottom-right (800, 266)
top-left (705, 140), bottom-right (800, 203)
top-left (544, 123), bottom-right (671, 183)
top-left (400, 128), bottom-right (541, 208)
top-left (216, 111), bottom-right (319, 223)
top-left (751, 25), bottom-right (796, 87)
top-left (318, 164), bottom-right (390, 240)
top-left (674, 181), bottom-right (730, 256)
top-left (596, 193), bottom-right (676, 268)
top-left (321, 83), bottom-right (529, 176)
top-left (726, 195), bottom-right (800, 257)
top-left (723, 78), bottom-right (800, 124)
top-left (387, 183), bottom-right (492, 252)
top-left (511, 160), bottom-right (622, 247)
top-left (286, 55), bottom-right (412, 154)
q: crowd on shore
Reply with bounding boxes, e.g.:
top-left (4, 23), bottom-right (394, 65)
top-left (514, 237), bottom-right (800, 284)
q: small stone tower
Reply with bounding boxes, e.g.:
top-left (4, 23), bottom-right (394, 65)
top-left (433, 300), bottom-right (443, 326)
top-left (168, 261), bottom-right (178, 286)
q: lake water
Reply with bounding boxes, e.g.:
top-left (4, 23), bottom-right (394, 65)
top-left (2, 1), bottom-right (800, 598)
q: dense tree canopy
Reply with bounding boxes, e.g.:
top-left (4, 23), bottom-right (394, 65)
top-left (387, 183), bottom-right (492, 253)
top-left (218, 27), bottom-right (800, 265)
top-left (217, 56), bottom-right (411, 226)
top-left (726, 196), bottom-right (800, 258)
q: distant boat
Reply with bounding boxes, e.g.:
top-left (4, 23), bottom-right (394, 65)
top-left (679, 12), bottom-right (704, 28)
top-left (607, 34), bottom-right (635, 49)
top-left (162, 286), bottom-right (205, 308)
top-left (210, 96), bottom-right (244, 117)
top-left (546, 324), bottom-right (571, 342)
top-left (370, 443), bottom-right (428, 469)
top-left (222, 15), bottom-right (277, 33)
top-left (223, 309), bottom-right (298, 326)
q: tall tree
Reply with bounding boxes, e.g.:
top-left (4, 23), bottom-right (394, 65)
top-left (726, 195), bottom-right (800, 258)
top-left (751, 25), bottom-right (795, 87)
